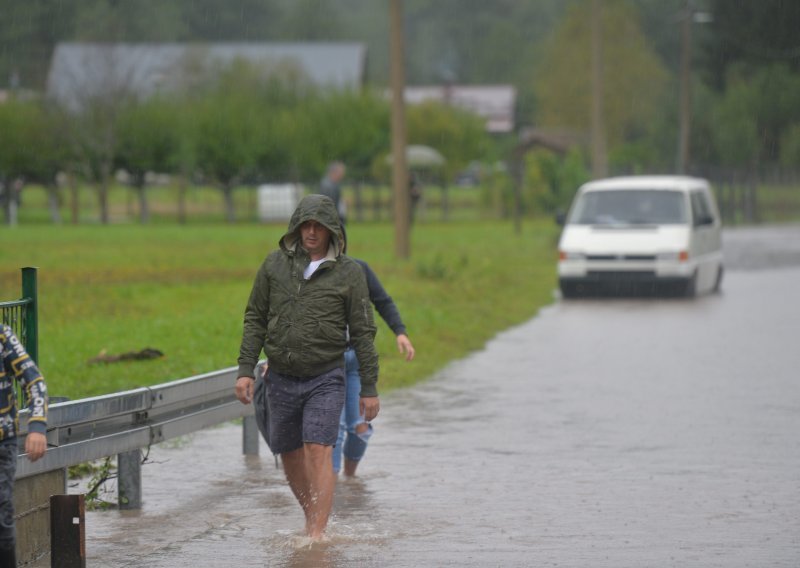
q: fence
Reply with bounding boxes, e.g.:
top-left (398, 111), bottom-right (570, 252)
top-left (0, 267), bottom-right (38, 365)
top-left (15, 182), bottom-right (491, 225)
top-left (347, 184), bottom-right (463, 223)
top-left (694, 166), bottom-right (800, 225)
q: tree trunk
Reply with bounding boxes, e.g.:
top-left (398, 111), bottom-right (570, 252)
top-left (1, 180), bottom-right (9, 225)
top-left (222, 184), bottom-right (236, 223)
top-left (70, 173), bottom-right (80, 224)
top-left (440, 184), bottom-right (450, 222)
top-left (46, 183), bottom-right (62, 224)
top-left (98, 162), bottom-right (111, 224)
top-left (4, 179), bottom-right (20, 226)
top-left (177, 175), bottom-right (187, 225)
top-left (135, 176), bottom-right (150, 224)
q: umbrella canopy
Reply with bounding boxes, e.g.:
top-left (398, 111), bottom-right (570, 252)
top-left (385, 145), bottom-right (446, 169)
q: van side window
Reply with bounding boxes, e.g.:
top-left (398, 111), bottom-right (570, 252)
top-left (691, 191), bottom-right (713, 226)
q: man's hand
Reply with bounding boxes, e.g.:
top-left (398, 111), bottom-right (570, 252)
top-left (360, 396), bottom-right (380, 422)
top-left (25, 432), bottom-right (47, 462)
top-left (396, 334), bottom-right (416, 362)
top-left (235, 376), bottom-right (255, 404)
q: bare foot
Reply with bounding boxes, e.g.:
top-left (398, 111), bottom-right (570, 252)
top-left (343, 457), bottom-right (360, 477)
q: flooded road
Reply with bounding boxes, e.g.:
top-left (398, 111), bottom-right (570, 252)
top-left (42, 225), bottom-right (800, 567)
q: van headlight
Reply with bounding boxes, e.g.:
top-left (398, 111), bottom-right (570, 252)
top-left (559, 250), bottom-right (586, 261)
top-left (657, 251), bottom-right (689, 262)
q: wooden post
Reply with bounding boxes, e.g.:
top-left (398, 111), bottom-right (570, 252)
top-left (354, 183), bottom-right (363, 223)
top-left (50, 494), bottom-right (85, 568)
top-left (677, 0), bottom-right (692, 174)
top-left (390, 0), bottom-right (411, 259)
top-left (591, 0), bottom-right (608, 178)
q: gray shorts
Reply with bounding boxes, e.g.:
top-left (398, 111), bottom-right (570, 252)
top-left (266, 367), bottom-right (345, 455)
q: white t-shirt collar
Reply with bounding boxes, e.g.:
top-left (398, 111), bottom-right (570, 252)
top-left (304, 258), bottom-right (326, 280)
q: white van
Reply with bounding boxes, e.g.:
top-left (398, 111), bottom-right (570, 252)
top-left (557, 175), bottom-right (723, 297)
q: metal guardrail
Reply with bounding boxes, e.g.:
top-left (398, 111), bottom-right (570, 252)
top-left (16, 366), bottom-right (256, 480)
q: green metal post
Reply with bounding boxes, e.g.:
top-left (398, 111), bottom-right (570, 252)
top-left (21, 267), bottom-right (38, 365)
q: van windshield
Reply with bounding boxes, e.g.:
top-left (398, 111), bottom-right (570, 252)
top-left (568, 190), bottom-right (687, 226)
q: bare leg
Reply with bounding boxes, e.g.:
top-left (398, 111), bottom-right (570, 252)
top-left (342, 423), bottom-right (370, 477)
top-left (281, 448), bottom-right (311, 522)
top-left (303, 443), bottom-right (336, 539)
top-left (282, 444), bottom-right (336, 539)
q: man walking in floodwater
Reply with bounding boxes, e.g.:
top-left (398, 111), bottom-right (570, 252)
top-left (235, 194), bottom-right (379, 541)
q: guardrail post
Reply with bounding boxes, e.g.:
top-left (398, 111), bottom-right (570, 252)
top-left (243, 415), bottom-right (259, 455)
top-left (21, 267), bottom-right (38, 365)
top-left (117, 450), bottom-right (141, 510)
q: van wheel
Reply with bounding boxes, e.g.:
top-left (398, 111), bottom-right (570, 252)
top-left (684, 272), bottom-right (697, 297)
top-left (712, 266), bottom-right (724, 293)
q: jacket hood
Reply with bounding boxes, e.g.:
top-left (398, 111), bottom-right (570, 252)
top-left (280, 194), bottom-right (344, 256)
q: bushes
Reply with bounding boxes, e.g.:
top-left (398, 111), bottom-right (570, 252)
top-left (523, 148), bottom-right (589, 215)
top-left (1, 66), bottom-right (502, 223)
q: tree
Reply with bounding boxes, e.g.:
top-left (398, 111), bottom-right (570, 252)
top-left (701, 0), bottom-right (800, 89)
top-left (70, 100), bottom-right (119, 224)
top-left (0, 0), bottom-right (77, 90)
top-left (275, 0), bottom-right (345, 40)
top-left (284, 90), bottom-right (390, 183)
top-left (192, 95), bottom-right (259, 223)
top-left (0, 100), bottom-right (67, 224)
top-left (780, 124), bottom-right (800, 169)
top-left (178, 0), bottom-right (282, 42)
top-left (402, 0), bottom-right (564, 84)
top-left (533, 1), bottom-right (671, 169)
top-left (710, 64), bottom-right (800, 168)
top-left (115, 98), bottom-right (186, 223)
top-left (71, 0), bottom-right (187, 42)
top-left (524, 148), bottom-right (589, 215)
top-left (405, 100), bottom-right (488, 181)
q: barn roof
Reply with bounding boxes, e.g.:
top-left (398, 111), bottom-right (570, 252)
top-left (402, 85), bottom-right (516, 133)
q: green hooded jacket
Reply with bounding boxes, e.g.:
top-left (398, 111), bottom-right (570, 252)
top-left (237, 194), bottom-right (380, 396)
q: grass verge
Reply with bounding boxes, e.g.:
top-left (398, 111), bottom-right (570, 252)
top-left (0, 219), bottom-right (559, 399)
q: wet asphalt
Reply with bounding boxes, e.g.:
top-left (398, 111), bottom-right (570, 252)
top-left (36, 224), bottom-right (800, 567)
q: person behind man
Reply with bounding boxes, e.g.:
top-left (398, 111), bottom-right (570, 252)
top-left (319, 161), bottom-right (347, 224)
top-left (0, 324), bottom-right (48, 567)
top-left (408, 171), bottom-right (423, 225)
top-left (234, 194), bottom-right (379, 541)
top-left (333, 228), bottom-right (415, 477)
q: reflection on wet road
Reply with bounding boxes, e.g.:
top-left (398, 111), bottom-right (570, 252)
top-left (43, 226), bottom-right (800, 567)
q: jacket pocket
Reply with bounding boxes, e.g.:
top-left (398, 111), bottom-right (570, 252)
top-left (315, 319), bottom-right (345, 345)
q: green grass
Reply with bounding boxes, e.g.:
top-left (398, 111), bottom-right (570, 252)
top-left (16, 184), bottom-right (266, 225)
top-left (752, 183), bottom-right (800, 224)
top-left (0, 219), bottom-right (560, 400)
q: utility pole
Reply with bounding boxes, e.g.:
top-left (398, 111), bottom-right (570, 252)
top-left (677, 0), bottom-right (692, 174)
top-left (591, 0), bottom-right (608, 179)
top-left (390, 0), bottom-right (411, 259)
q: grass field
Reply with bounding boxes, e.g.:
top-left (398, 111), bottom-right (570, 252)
top-left (0, 218), bottom-right (560, 401)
